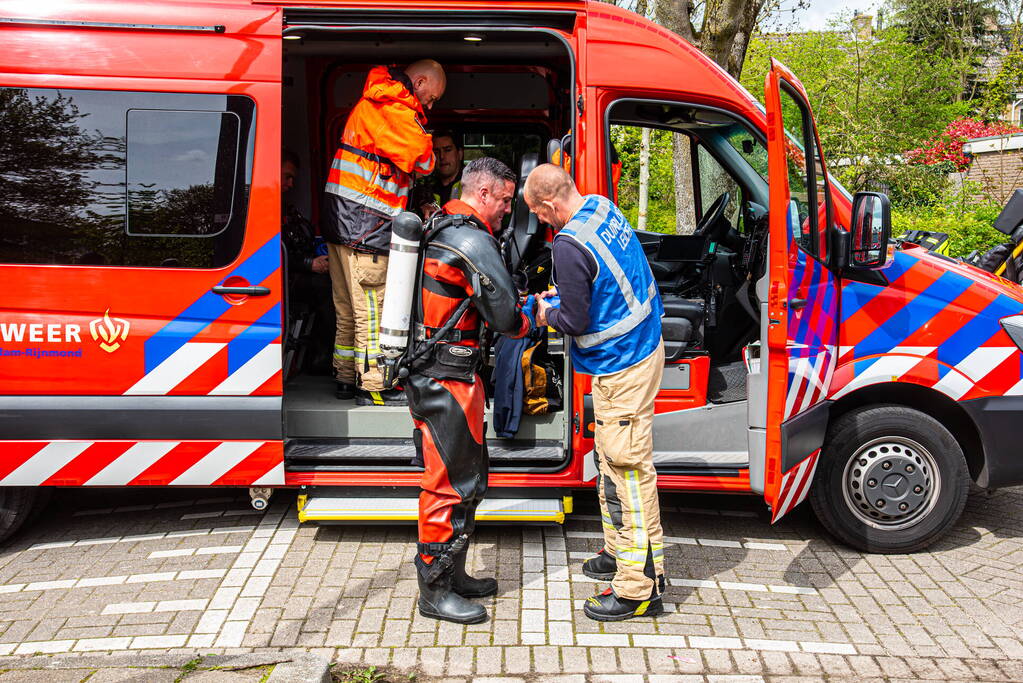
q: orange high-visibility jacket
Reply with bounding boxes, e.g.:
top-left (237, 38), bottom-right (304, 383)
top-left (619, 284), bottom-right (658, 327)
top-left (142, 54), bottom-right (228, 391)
top-left (323, 66), bottom-right (435, 250)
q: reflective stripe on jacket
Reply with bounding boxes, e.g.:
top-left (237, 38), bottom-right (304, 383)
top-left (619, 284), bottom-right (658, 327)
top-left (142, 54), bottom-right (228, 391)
top-left (554, 195), bottom-right (663, 376)
top-left (323, 66), bottom-right (435, 249)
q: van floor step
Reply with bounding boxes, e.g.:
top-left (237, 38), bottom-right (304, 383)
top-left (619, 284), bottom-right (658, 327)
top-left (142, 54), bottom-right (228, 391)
top-left (298, 494), bottom-right (570, 524)
top-left (286, 440), bottom-right (562, 462)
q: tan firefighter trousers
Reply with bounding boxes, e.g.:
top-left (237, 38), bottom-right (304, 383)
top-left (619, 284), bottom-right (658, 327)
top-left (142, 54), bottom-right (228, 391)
top-left (593, 340), bottom-right (665, 600)
top-left (328, 243), bottom-right (387, 392)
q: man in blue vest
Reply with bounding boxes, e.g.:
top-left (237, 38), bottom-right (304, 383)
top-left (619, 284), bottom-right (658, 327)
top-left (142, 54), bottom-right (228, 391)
top-left (525, 163), bottom-right (666, 622)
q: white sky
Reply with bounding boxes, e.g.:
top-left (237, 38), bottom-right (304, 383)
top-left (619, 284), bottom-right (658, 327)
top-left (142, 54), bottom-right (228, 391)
top-left (770, 0), bottom-right (884, 31)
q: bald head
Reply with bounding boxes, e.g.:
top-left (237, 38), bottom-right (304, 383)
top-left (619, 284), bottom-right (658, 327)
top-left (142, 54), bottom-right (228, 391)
top-left (523, 164), bottom-right (583, 230)
top-left (523, 163), bottom-right (576, 204)
top-left (405, 59), bottom-right (446, 110)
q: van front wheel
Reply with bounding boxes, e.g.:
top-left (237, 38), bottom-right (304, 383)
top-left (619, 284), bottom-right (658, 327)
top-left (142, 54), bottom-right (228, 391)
top-left (809, 405), bottom-right (969, 553)
top-left (0, 488), bottom-right (40, 545)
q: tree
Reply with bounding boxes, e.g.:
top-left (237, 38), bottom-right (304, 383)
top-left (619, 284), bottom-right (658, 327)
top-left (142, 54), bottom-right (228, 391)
top-left (604, 0), bottom-right (797, 232)
top-left (655, 0), bottom-right (786, 232)
top-left (654, 0), bottom-right (775, 79)
top-left (741, 25), bottom-right (971, 200)
top-left (885, 0), bottom-right (999, 100)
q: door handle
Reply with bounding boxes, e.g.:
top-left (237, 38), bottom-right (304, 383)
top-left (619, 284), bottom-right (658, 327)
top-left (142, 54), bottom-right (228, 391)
top-left (789, 298), bottom-right (807, 310)
top-left (212, 285), bottom-right (271, 297)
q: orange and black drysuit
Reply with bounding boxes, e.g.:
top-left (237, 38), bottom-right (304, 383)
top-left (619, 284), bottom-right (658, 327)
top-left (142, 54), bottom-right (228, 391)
top-left (407, 200), bottom-right (531, 572)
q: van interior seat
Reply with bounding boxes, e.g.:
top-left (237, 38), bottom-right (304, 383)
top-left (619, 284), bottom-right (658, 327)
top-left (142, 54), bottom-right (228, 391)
top-left (661, 294), bottom-right (704, 360)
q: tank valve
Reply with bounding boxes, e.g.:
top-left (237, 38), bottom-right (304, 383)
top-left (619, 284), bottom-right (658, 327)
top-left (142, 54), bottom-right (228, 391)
top-left (249, 487), bottom-right (272, 511)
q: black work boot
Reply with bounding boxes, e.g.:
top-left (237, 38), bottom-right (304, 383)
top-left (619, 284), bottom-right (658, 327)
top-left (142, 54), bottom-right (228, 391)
top-left (582, 587), bottom-right (664, 622)
top-left (335, 382), bottom-right (356, 400)
top-left (451, 542), bottom-right (497, 598)
top-left (356, 388), bottom-right (408, 406)
top-left (415, 555), bottom-right (488, 624)
top-left (582, 548), bottom-right (617, 581)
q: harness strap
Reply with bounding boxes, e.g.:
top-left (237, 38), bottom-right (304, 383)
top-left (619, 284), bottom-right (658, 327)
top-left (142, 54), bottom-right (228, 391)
top-left (416, 324), bottom-right (479, 342)
top-left (338, 142), bottom-right (404, 180)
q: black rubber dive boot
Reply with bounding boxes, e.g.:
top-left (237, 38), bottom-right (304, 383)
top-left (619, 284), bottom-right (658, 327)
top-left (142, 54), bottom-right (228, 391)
top-left (581, 548), bottom-right (617, 581)
top-left (415, 555), bottom-right (488, 624)
top-left (582, 587), bottom-right (664, 622)
top-left (451, 543), bottom-right (498, 598)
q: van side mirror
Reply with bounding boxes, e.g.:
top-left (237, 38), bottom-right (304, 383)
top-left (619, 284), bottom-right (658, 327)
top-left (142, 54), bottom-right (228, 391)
top-left (849, 191), bottom-right (892, 270)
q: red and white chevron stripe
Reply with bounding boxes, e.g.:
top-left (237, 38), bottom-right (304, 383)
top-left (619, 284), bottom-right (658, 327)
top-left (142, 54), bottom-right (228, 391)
top-left (830, 346), bottom-right (1020, 402)
top-left (771, 449), bottom-right (819, 523)
top-left (784, 349), bottom-right (836, 421)
top-left (124, 343), bottom-right (282, 397)
top-left (0, 440), bottom-right (283, 487)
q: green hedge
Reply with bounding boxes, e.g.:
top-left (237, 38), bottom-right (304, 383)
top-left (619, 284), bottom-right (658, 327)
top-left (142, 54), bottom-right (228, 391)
top-left (892, 203), bottom-right (1007, 258)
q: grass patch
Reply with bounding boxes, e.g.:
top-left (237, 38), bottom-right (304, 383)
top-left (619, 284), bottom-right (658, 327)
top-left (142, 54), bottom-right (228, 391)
top-left (331, 664), bottom-right (416, 683)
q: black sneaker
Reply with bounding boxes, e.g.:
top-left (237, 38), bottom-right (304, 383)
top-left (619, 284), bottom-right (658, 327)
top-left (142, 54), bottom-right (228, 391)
top-left (335, 382), bottom-right (356, 400)
top-left (582, 549), bottom-right (617, 581)
top-left (356, 389), bottom-right (408, 406)
top-left (582, 587), bottom-right (663, 622)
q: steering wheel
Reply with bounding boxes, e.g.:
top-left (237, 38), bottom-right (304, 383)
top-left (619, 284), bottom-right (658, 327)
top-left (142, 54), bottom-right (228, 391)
top-left (694, 191), bottom-right (731, 241)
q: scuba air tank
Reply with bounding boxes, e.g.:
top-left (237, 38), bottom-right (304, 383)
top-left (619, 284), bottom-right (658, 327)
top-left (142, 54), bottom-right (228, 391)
top-left (379, 211), bottom-right (424, 361)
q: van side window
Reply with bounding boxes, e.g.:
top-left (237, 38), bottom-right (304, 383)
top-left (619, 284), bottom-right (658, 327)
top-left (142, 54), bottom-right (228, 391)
top-left (127, 110), bottom-right (241, 238)
top-left (608, 124), bottom-right (694, 233)
top-left (778, 85), bottom-right (830, 260)
top-left (0, 88), bottom-right (255, 268)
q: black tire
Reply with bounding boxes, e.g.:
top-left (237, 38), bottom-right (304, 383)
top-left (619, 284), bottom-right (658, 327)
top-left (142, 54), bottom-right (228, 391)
top-left (26, 487), bottom-right (53, 524)
top-left (0, 487), bottom-right (40, 545)
top-left (809, 405), bottom-right (969, 554)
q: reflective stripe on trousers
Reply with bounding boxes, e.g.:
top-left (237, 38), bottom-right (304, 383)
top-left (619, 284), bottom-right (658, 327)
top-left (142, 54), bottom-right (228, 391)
top-left (591, 342), bottom-right (665, 600)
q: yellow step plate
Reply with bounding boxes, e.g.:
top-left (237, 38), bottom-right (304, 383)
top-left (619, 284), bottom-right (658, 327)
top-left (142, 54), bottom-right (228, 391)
top-left (298, 495), bottom-right (570, 524)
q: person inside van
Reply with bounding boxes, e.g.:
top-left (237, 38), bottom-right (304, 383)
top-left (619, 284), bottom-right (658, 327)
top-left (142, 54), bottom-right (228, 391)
top-left (414, 129), bottom-right (464, 219)
top-left (322, 59), bottom-right (446, 406)
top-left (282, 149), bottom-right (332, 374)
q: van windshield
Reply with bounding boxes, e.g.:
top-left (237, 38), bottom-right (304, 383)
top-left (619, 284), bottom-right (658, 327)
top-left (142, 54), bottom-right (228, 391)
top-left (719, 119), bottom-right (853, 204)
top-left (721, 123), bottom-right (768, 183)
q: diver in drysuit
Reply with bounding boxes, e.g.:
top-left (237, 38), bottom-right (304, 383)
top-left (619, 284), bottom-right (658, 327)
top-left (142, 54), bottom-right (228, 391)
top-left (403, 158), bottom-right (533, 624)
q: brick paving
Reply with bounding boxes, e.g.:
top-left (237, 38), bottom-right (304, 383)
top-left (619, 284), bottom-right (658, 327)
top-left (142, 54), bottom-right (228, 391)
top-left (2, 486), bottom-right (1023, 680)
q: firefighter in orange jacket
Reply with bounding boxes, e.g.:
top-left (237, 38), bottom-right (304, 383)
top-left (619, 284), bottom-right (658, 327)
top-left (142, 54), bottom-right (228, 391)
top-left (323, 60), bottom-right (446, 406)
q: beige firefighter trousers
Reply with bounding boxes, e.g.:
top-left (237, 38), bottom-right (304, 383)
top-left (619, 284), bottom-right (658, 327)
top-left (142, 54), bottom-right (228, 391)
top-left (328, 243), bottom-right (387, 392)
top-left (593, 340), bottom-right (666, 600)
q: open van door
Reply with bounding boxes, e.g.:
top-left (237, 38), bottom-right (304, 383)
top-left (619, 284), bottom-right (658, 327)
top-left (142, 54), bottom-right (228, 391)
top-left (760, 59), bottom-right (840, 522)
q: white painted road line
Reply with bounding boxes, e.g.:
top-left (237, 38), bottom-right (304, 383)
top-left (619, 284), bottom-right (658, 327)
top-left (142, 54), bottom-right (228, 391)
top-left (0, 568), bottom-right (227, 594)
top-left (620, 634), bottom-right (851, 654)
top-left (148, 545), bottom-right (242, 559)
top-left (182, 509), bottom-right (262, 520)
top-left (669, 577), bottom-right (817, 595)
top-left (13, 634), bottom-right (194, 654)
top-left (103, 599), bottom-right (208, 616)
top-left (659, 505), bottom-right (758, 518)
top-left (565, 530), bottom-right (790, 552)
top-left (28, 526), bottom-right (257, 551)
top-left (72, 496), bottom-right (237, 516)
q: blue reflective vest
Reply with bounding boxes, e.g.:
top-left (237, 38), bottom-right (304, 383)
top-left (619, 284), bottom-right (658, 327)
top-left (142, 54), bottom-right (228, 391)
top-left (554, 195), bottom-right (663, 376)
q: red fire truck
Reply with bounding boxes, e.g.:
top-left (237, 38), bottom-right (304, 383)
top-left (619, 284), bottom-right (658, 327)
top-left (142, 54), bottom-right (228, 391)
top-left (2, 0), bottom-right (1022, 553)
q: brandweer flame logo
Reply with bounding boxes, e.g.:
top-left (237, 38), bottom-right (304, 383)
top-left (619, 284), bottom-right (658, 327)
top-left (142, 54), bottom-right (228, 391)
top-left (89, 310), bottom-right (130, 353)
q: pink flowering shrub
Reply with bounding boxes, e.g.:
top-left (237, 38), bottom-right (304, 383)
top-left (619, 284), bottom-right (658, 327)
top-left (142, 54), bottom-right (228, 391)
top-left (906, 118), bottom-right (1023, 171)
